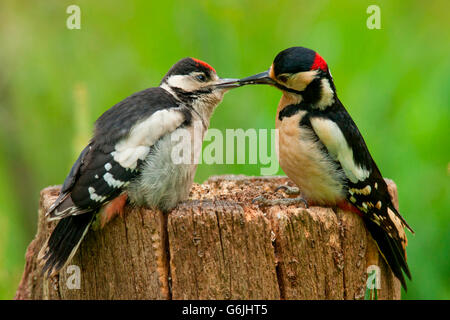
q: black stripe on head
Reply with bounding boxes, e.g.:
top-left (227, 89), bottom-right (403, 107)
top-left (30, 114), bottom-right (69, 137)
top-left (273, 47), bottom-right (317, 76)
top-left (170, 86), bottom-right (214, 104)
top-left (161, 57), bottom-right (216, 84)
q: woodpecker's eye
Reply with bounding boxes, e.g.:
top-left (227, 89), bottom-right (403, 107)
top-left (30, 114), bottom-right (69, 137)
top-left (277, 74), bottom-right (289, 82)
top-left (196, 74), bottom-right (207, 82)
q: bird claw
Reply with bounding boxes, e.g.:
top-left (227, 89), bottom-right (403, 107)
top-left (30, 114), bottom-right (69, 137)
top-left (252, 195), bottom-right (265, 204)
top-left (295, 197), bottom-right (309, 208)
top-left (274, 185), bottom-right (301, 195)
top-left (252, 195), bottom-right (309, 208)
top-left (252, 195), bottom-right (271, 206)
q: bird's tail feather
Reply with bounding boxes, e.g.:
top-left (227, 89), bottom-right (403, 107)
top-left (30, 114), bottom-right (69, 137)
top-left (364, 217), bottom-right (411, 291)
top-left (46, 193), bottom-right (91, 220)
top-left (38, 212), bottom-right (94, 277)
top-left (388, 204), bottom-right (415, 234)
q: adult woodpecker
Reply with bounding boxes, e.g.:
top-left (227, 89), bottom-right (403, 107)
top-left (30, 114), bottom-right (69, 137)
top-left (238, 47), bottom-right (414, 290)
top-left (38, 57), bottom-right (239, 277)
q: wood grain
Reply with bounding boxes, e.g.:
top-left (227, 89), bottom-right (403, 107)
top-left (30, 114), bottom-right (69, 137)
top-left (15, 175), bottom-right (403, 300)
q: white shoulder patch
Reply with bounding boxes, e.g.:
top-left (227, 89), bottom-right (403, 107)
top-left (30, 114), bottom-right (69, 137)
top-left (316, 78), bottom-right (335, 110)
top-left (113, 109), bottom-right (185, 170)
top-left (310, 117), bottom-right (370, 183)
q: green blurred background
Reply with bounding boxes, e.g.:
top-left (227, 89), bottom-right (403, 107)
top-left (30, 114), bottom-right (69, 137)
top-left (0, 0), bottom-right (448, 299)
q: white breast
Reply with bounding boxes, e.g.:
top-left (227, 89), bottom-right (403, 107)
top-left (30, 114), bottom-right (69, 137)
top-left (276, 111), bottom-right (346, 205)
top-left (126, 124), bottom-right (202, 212)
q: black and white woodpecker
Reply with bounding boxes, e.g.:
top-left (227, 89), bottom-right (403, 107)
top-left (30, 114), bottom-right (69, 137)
top-left (38, 57), bottom-right (239, 277)
top-left (237, 47), bottom-right (414, 290)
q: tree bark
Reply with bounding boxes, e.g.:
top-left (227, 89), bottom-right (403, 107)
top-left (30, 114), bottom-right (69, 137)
top-left (15, 175), bottom-right (402, 300)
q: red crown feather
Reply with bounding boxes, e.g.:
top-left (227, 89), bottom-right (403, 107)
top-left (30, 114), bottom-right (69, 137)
top-left (192, 58), bottom-right (216, 73)
top-left (310, 53), bottom-right (328, 72)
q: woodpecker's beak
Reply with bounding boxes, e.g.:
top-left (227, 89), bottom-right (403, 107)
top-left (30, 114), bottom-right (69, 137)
top-left (239, 70), bottom-right (276, 86)
top-left (215, 78), bottom-right (241, 89)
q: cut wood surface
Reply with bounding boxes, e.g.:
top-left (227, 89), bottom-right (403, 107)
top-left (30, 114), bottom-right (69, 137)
top-left (15, 175), bottom-right (402, 300)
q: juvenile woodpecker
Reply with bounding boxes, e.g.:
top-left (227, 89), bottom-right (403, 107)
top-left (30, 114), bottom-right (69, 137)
top-left (238, 47), bottom-right (414, 290)
top-left (38, 57), bottom-right (239, 276)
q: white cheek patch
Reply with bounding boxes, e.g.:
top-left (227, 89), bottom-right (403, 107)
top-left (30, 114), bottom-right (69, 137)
top-left (112, 109), bottom-right (185, 170)
top-left (166, 74), bottom-right (199, 92)
top-left (287, 70), bottom-right (318, 91)
top-left (311, 117), bottom-right (370, 183)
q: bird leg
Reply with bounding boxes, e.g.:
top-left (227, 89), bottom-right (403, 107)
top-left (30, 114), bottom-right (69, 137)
top-left (252, 196), bottom-right (309, 208)
top-left (274, 184), bottom-right (301, 195)
top-left (252, 185), bottom-right (309, 208)
top-left (337, 200), bottom-right (363, 217)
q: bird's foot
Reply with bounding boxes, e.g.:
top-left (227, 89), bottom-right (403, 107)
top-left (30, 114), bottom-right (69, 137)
top-left (252, 195), bottom-right (309, 208)
top-left (274, 184), bottom-right (301, 195)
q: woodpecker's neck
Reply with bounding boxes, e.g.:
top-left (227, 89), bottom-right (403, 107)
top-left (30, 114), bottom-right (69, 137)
top-left (277, 93), bottom-right (302, 117)
top-left (160, 83), bottom-right (223, 130)
top-left (190, 98), bottom-right (216, 129)
top-left (160, 83), bottom-right (179, 100)
top-left (302, 74), bottom-right (336, 109)
top-left (279, 73), bottom-right (336, 113)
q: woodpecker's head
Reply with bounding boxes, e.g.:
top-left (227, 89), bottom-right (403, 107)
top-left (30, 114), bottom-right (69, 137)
top-left (239, 47), bottom-right (336, 109)
top-left (160, 57), bottom-right (239, 108)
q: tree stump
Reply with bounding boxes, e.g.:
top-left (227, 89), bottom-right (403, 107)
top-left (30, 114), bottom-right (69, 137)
top-left (15, 175), bottom-right (402, 300)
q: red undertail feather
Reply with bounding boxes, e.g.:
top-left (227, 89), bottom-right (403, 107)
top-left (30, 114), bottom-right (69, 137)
top-left (100, 193), bottom-right (128, 227)
top-left (337, 200), bottom-right (363, 217)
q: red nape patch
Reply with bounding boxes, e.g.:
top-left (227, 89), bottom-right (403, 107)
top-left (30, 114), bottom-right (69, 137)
top-left (310, 52), bottom-right (328, 72)
top-left (191, 58), bottom-right (216, 73)
top-left (337, 200), bottom-right (363, 217)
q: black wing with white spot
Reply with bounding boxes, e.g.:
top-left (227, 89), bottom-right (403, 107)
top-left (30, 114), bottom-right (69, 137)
top-left (346, 161), bottom-right (413, 237)
top-left (72, 144), bottom-right (139, 210)
top-left (41, 87), bottom-right (190, 276)
top-left (47, 142), bottom-right (140, 220)
top-left (308, 99), bottom-right (413, 289)
top-left (308, 100), bottom-right (413, 236)
top-left (346, 165), bottom-right (412, 288)
top-left (47, 87), bottom-right (190, 220)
